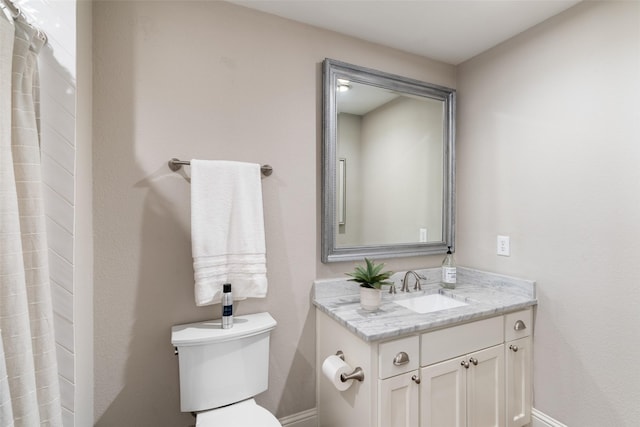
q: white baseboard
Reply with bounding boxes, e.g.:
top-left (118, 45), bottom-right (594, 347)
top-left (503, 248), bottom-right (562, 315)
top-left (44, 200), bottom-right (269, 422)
top-left (532, 408), bottom-right (568, 427)
top-left (279, 407), bottom-right (318, 427)
top-left (280, 407), bottom-right (564, 427)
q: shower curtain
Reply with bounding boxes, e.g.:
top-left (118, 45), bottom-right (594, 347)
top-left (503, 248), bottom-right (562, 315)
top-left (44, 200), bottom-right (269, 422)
top-left (0, 9), bottom-right (62, 427)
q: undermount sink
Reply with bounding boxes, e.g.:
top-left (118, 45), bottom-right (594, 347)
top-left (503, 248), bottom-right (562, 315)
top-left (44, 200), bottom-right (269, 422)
top-left (393, 293), bottom-right (468, 314)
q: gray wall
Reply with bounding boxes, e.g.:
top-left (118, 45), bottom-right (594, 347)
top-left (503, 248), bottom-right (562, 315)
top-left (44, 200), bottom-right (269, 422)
top-left (457, 1), bottom-right (640, 425)
top-left (92, 1), bottom-right (454, 425)
top-left (92, 1), bottom-right (640, 426)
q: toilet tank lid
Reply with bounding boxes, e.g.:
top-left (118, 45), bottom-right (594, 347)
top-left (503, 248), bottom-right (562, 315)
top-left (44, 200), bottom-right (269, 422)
top-left (171, 312), bottom-right (277, 347)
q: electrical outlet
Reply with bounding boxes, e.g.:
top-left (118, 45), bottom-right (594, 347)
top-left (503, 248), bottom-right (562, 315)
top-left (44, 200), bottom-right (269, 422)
top-left (419, 228), bottom-right (428, 242)
top-left (497, 235), bottom-right (510, 256)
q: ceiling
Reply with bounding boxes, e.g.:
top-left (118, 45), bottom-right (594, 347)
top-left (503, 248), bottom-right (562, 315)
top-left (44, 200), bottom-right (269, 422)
top-left (227, 0), bottom-right (582, 65)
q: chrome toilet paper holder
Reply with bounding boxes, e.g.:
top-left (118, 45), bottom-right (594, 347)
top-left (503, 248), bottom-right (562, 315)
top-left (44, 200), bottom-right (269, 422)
top-left (335, 350), bottom-right (365, 383)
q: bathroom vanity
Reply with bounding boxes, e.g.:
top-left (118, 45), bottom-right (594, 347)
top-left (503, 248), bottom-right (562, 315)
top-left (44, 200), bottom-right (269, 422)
top-left (313, 267), bottom-right (536, 427)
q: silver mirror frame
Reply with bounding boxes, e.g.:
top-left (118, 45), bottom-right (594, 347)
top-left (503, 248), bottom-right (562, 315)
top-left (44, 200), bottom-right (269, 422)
top-left (321, 58), bottom-right (456, 263)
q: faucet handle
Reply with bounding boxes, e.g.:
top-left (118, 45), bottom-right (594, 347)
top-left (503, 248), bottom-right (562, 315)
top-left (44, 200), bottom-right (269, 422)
top-left (389, 283), bottom-right (396, 294)
top-left (414, 273), bottom-right (424, 291)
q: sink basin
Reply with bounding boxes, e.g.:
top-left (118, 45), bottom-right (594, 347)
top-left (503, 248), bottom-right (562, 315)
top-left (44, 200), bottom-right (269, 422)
top-left (394, 293), bottom-right (468, 314)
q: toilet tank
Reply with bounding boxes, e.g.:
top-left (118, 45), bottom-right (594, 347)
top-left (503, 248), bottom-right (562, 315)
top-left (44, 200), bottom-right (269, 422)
top-left (171, 312), bottom-right (277, 412)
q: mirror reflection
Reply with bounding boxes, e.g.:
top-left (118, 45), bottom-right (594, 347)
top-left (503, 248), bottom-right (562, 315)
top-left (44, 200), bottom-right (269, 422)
top-left (322, 59), bottom-right (456, 262)
top-left (337, 81), bottom-right (444, 247)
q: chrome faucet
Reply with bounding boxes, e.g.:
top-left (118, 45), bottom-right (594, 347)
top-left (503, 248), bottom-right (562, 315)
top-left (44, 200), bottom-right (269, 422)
top-left (401, 270), bottom-right (425, 292)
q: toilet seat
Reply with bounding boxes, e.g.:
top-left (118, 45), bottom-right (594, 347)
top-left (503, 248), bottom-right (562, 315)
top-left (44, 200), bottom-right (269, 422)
top-left (196, 398), bottom-right (282, 427)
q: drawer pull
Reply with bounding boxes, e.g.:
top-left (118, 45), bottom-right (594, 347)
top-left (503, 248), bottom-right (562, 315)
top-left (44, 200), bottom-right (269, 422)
top-left (509, 344), bottom-right (519, 352)
top-left (514, 320), bottom-right (527, 331)
top-left (393, 352), bottom-right (410, 366)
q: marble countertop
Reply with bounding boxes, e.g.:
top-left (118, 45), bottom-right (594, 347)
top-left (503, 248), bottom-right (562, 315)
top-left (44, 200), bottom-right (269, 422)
top-left (313, 267), bottom-right (537, 342)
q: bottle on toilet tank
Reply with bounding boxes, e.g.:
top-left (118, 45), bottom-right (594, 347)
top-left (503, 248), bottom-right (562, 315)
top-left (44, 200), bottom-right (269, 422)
top-left (222, 283), bottom-right (233, 329)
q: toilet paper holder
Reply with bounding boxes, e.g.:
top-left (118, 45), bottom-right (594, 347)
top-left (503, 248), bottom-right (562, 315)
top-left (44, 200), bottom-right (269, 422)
top-left (335, 351), bottom-right (365, 383)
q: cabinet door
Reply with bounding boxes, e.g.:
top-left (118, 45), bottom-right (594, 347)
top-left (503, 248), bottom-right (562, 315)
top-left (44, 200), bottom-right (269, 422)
top-left (466, 345), bottom-right (505, 427)
top-left (379, 371), bottom-right (420, 427)
top-left (506, 337), bottom-right (531, 427)
top-left (420, 358), bottom-right (466, 427)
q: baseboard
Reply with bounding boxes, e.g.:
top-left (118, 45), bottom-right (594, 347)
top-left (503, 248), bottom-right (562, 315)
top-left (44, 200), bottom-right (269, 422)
top-left (532, 408), bottom-right (568, 427)
top-left (279, 407), bottom-right (318, 427)
top-left (279, 407), bottom-right (563, 427)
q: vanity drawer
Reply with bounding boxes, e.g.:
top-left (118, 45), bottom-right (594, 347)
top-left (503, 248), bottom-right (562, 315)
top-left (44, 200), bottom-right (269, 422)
top-left (421, 316), bottom-right (504, 366)
top-left (505, 309), bottom-right (532, 341)
top-left (378, 335), bottom-right (419, 379)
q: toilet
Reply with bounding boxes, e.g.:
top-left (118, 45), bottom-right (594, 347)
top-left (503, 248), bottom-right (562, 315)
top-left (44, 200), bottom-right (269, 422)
top-left (171, 312), bottom-right (281, 426)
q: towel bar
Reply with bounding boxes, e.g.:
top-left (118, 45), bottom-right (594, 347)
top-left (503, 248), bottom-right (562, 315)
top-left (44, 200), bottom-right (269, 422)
top-left (168, 158), bottom-right (273, 177)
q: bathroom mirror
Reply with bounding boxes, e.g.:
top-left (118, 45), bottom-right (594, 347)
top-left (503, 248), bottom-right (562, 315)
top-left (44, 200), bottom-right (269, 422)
top-left (322, 59), bottom-right (455, 262)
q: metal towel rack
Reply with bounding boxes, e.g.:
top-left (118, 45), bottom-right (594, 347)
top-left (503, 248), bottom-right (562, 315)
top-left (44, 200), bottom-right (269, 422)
top-left (168, 158), bottom-right (273, 177)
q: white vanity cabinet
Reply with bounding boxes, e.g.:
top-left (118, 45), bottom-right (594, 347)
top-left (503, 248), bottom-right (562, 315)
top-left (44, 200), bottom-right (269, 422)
top-left (421, 344), bottom-right (505, 427)
top-left (317, 308), bottom-right (533, 427)
top-left (420, 316), bottom-right (505, 427)
top-left (504, 311), bottom-right (533, 427)
top-left (378, 336), bottom-right (421, 427)
top-left (379, 370), bottom-right (420, 427)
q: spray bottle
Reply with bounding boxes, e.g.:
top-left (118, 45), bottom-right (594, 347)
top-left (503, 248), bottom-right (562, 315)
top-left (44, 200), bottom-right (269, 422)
top-left (221, 283), bottom-right (233, 329)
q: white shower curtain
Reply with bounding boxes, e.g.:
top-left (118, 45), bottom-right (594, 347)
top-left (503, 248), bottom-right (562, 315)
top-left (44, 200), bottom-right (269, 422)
top-left (0, 9), bottom-right (62, 427)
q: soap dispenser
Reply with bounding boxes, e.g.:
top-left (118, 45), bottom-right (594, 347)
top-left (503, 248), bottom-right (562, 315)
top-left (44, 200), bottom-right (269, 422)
top-left (441, 246), bottom-right (456, 289)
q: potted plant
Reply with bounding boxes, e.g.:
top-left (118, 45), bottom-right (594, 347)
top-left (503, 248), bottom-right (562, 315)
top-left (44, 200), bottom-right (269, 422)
top-left (346, 258), bottom-right (393, 311)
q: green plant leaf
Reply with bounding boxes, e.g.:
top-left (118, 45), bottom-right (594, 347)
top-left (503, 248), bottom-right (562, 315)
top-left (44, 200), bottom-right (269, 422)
top-left (345, 258), bottom-right (394, 289)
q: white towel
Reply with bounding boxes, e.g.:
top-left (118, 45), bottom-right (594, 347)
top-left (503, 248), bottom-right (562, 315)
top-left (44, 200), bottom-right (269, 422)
top-left (191, 159), bottom-right (268, 306)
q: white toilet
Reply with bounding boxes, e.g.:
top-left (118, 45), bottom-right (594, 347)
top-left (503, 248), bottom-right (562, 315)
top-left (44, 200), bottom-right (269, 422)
top-left (171, 312), bottom-right (282, 426)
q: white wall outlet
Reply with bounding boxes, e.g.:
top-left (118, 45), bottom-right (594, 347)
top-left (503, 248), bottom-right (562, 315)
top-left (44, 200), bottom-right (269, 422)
top-left (497, 235), bottom-right (510, 256)
top-left (419, 228), bottom-right (428, 242)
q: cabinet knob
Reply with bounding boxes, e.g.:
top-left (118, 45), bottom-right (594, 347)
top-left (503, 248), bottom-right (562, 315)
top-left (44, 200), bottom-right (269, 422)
top-left (411, 374), bottom-right (421, 384)
top-left (514, 320), bottom-right (527, 331)
top-left (509, 344), bottom-right (519, 352)
top-left (469, 357), bottom-right (478, 366)
top-left (460, 360), bottom-right (470, 369)
top-left (393, 352), bottom-right (410, 366)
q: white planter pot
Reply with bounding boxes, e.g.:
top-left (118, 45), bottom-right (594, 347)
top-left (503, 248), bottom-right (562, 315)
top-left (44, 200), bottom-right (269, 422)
top-left (360, 287), bottom-right (382, 311)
